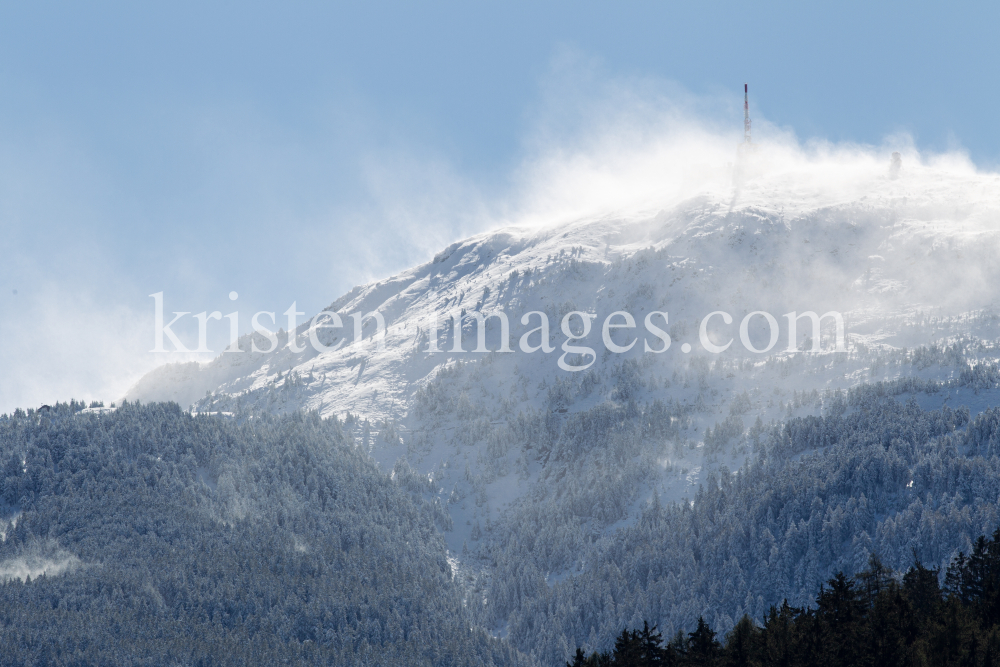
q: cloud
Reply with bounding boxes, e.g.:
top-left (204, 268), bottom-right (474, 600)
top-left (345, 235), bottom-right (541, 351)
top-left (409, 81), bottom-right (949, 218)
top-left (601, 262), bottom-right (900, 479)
top-left (0, 281), bottom-right (187, 414)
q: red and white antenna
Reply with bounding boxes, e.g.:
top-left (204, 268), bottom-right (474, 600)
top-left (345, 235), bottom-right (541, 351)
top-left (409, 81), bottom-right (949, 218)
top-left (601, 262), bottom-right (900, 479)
top-left (744, 83), bottom-right (752, 144)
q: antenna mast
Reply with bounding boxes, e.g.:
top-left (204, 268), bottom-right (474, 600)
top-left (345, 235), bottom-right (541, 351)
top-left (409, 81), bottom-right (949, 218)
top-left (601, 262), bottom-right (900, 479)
top-left (744, 83), bottom-right (752, 144)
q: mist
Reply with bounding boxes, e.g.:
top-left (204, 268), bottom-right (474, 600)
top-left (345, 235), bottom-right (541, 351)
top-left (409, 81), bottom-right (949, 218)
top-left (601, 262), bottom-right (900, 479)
top-left (4, 59), bottom-right (999, 414)
top-left (0, 549), bottom-right (82, 583)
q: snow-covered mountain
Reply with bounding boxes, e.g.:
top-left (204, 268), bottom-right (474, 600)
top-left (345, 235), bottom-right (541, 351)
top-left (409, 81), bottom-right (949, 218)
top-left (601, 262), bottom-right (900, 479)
top-left (126, 151), bottom-right (1000, 663)
top-left (130, 152), bottom-right (1000, 419)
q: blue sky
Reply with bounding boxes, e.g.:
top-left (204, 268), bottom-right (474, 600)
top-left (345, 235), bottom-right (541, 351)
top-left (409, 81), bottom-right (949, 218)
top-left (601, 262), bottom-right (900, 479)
top-left (0, 1), bottom-right (997, 409)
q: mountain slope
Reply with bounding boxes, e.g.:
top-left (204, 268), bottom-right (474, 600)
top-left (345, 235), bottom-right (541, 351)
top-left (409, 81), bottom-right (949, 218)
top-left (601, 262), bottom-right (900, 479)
top-left (131, 155), bottom-right (1000, 422)
top-left (127, 154), bottom-right (1000, 662)
top-left (0, 402), bottom-right (531, 666)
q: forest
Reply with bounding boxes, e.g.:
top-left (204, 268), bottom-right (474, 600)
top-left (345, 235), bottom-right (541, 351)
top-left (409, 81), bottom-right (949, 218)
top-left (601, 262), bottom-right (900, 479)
top-left (409, 361), bottom-right (1000, 664)
top-left (0, 401), bottom-right (530, 666)
top-left (7, 357), bottom-right (1000, 665)
top-left (568, 530), bottom-right (1000, 666)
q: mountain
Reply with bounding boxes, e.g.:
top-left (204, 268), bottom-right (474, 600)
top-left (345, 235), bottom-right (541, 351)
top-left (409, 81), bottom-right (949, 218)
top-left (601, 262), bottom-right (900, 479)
top-left (0, 402), bottom-right (532, 666)
top-left (126, 153), bottom-right (1000, 663)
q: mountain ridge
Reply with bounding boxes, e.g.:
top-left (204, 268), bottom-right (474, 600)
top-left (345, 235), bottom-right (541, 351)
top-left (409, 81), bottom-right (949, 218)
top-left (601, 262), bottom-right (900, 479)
top-left (123, 155), bottom-right (1000, 662)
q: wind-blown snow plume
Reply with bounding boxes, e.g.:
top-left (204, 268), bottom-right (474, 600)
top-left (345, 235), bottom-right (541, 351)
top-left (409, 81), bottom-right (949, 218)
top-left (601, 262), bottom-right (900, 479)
top-left (0, 549), bottom-right (82, 582)
top-left (121, 72), bottom-right (1000, 665)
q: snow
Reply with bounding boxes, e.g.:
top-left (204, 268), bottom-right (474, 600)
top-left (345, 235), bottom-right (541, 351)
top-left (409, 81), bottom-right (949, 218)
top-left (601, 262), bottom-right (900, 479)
top-left (80, 406), bottom-right (116, 415)
top-left (123, 155), bottom-right (1000, 643)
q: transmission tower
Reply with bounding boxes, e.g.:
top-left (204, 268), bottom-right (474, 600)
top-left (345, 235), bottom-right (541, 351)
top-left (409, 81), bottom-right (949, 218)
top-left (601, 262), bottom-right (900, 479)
top-left (744, 83), bottom-right (752, 144)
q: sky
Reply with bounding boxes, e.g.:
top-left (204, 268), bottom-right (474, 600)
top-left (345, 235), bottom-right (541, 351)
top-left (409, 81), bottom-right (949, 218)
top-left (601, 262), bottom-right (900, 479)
top-left (0, 0), bottom-right (998, 411)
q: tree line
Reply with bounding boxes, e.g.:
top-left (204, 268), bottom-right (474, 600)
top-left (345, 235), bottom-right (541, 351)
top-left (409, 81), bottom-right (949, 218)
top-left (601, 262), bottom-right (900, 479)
top-left (568, 529), bottom-right (1000, 666)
